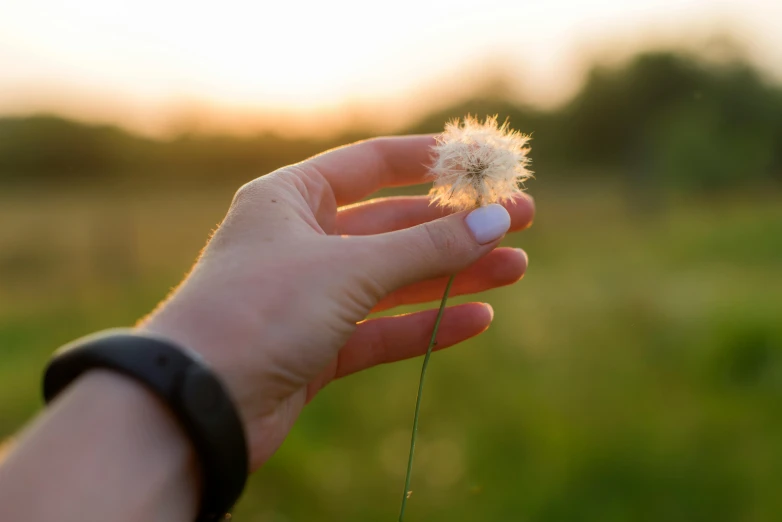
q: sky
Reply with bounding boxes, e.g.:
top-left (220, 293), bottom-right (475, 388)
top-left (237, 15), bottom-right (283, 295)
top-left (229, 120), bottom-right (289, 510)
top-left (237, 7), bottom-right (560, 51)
top-left (1, 0), bottom-right (782, 136)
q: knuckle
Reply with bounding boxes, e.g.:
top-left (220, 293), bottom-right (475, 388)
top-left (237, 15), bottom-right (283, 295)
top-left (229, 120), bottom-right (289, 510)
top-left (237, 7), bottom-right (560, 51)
top-left (420, 220), bottom-right (463, 259)
top-left (365, 136), bottom-right (393, 172)
top-left (346, 243), bottom-right (393, 301)
top-left (231, 170), bottom-right (288, 210)
top-left (337, 272), bottom-right (382, 319)
top-left (232, 180), bottom-right (254, 206)
top-left (231, 177), bottom-right (264, 208)
top-left (358, 270), bottom-right (389, 303)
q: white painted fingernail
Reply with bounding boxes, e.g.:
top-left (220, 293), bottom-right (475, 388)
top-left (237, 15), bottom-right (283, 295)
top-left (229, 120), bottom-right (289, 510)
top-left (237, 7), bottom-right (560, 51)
top-left (465, 204), bottom-right (511, 244)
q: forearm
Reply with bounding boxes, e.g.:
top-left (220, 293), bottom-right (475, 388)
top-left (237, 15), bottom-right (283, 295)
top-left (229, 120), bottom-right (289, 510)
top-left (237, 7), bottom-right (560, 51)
top-left (0, 370), bottom-right (199, 522)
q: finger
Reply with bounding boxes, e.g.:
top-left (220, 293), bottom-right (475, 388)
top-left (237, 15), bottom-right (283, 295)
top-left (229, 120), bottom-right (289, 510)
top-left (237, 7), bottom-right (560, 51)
top-left (357, 204), bottom-right (512, 293)
top-left (373, 247), bottom-right (527, 312)
top-left (304, 135), bottom-right (436, 206)
top-left (336, 193), bottom-right (535, 235)
top-left (337, 302), bottom-right (493, 379)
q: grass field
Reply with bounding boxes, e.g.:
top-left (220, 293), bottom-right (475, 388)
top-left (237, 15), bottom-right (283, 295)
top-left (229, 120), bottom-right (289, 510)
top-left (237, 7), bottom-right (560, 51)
top-left (1, 179), bottom-right (781, 521)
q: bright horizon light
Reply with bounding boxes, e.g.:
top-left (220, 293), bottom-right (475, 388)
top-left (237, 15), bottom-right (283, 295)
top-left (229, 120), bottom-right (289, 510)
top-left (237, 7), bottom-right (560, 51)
top-left (1, 0), bottom-right (781, 137)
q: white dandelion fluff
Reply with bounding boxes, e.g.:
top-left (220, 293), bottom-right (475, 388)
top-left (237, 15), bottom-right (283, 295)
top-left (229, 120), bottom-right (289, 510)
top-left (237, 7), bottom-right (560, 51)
top-left (429, 115), bottom-right (533, 210)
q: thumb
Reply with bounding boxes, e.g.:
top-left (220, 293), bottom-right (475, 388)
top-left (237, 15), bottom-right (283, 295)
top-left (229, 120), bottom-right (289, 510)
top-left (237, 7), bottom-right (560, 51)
top-left (362, 203), bottom-right (512, 292)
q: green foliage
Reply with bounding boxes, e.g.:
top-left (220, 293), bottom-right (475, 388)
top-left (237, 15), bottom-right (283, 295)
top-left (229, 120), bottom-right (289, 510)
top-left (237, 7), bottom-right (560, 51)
top-left (1, 44), bottom-right (781, 521)
top-left (0, 117), bottom-right (140, 182)
top-left (2, 48), bottom-right (782, 192)
top-left (1, 184), bottom-right (780, 521)
top-left (0, 116), bottom-right (326, 186)
top-left (647, 63), bottom-right (782, 190)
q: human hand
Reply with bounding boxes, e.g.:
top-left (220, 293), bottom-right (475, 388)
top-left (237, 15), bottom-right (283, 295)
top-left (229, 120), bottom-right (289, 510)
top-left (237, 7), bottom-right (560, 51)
top-left (139, 135), bottom-right (535, 469)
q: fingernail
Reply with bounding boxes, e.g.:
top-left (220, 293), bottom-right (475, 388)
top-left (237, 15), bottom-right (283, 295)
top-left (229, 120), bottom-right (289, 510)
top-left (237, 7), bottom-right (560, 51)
top-left (465, 204), bottom-right (511, 244)
top-left (485, 303), bottom-right (495, 321)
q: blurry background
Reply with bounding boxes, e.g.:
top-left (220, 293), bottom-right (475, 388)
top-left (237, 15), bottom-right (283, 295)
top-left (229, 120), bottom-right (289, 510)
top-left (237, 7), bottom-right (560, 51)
top-left (1, 0), bottom-right (782, 520)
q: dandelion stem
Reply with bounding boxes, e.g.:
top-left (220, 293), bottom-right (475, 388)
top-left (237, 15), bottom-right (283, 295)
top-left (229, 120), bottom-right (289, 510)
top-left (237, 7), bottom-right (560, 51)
top-left (398, 274), bottom-right (456, 522)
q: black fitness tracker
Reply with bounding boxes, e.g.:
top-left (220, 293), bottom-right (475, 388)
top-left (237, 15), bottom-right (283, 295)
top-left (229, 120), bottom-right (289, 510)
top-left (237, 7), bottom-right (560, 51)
top-left (42, 329), bottom-right (248, 522)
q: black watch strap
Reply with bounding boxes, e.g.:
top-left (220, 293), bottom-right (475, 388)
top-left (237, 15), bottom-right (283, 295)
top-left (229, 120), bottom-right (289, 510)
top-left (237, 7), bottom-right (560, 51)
top-left (43, 329), bottom-right (249, 522)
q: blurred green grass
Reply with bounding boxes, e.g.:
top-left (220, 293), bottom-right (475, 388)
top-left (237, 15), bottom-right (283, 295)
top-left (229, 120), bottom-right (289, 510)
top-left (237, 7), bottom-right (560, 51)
top-left (1, 179), bottom-right (781, 521)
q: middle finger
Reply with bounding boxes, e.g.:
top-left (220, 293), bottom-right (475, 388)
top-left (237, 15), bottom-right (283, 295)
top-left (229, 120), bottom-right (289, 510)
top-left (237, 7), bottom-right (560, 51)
top-left (336, 193), bottom-right (535, 235)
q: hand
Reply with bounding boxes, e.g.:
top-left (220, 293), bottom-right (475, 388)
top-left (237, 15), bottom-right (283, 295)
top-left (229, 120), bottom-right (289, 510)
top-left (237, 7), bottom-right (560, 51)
top-left (139, 135), bottom-right (535, 469)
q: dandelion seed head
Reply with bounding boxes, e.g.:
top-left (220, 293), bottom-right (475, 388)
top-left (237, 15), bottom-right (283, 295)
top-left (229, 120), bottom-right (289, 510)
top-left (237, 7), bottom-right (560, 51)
top-left (428, 115), bottom-right (533, 210)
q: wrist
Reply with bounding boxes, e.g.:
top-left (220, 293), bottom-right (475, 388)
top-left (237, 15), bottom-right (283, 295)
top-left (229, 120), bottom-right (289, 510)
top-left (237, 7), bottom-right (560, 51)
top-left (136, 309), bottom-right (250, 422)
top-left (75, 370), bottom-right (201, 489)
top-left (137, 284), bottom-right (248, 401)
top-left (1, 369), bottom-right (199, 522)
top-left (67, 370), bottom-right (201, 521)
top-left (138, 311), bottom-right (297, 469)
top-left (137, 288), bottom-right (268, 434)
top-left (43, 329), bottom-right (250, 519)
top-left (75, 370), bottom-right (201, 521)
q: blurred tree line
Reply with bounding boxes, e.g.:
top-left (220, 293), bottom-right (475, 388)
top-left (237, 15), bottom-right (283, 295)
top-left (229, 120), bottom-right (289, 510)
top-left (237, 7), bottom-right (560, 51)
top-left (2, 49), bottom-right (781, 191)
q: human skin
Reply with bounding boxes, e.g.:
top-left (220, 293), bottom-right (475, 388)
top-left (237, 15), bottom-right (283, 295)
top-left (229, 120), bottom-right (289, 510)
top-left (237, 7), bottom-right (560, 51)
top-left (0, 135), bottom-right (534, 521)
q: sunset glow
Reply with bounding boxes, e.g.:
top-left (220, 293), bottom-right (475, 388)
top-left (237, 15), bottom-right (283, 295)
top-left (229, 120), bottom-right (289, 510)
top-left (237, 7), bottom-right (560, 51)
top-left (2, 0), bottom-right (781, 136)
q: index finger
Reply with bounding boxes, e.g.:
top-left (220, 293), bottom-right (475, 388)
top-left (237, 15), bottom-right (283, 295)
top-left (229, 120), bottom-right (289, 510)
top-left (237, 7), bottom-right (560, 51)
top-left (302, 134), bottom-right (436, 206)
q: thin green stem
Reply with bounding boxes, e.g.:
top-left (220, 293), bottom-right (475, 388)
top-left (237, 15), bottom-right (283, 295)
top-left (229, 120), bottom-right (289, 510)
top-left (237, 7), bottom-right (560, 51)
top-left (398, 274), bottom-right (456, 522)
